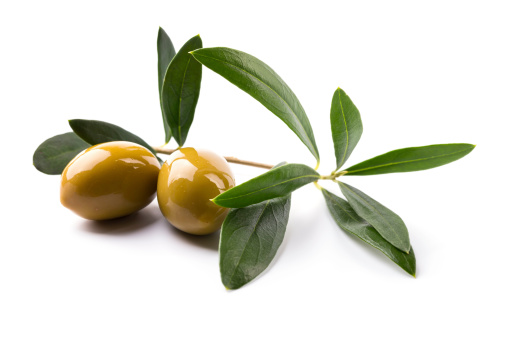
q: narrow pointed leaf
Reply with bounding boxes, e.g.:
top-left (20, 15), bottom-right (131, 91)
top-left (338, 181), bottom-right (410, 253)
top-left (331, 88), bottom-right (363, 170)
top-left (213, 163), bottom-right (319, 208)
top-left (161, 35), bottom-right (202, 146)
top-left (157, 27), bottom-right (176, 142)
top-left (69, 119), bottom-right (157, 156)
top-left (220, 193), bottom-right (291, 290)
top-left (191, 47), bottom-right (319, 163)
top-left (157, 27), bottom-right (176, 95)
top-left (33, 132), bottom-right (90, 175)
top-left (344, 143), bottom-right (475, 176)
top-left (322, 189), bottom-right (415, 276)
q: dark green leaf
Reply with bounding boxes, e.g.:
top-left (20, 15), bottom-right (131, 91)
top-left (157, 27), bottom-right (176, 95)
top-left (157, 27), bottom-right (176, 143)
top-left (322, 188), bottom-right (416, 276)
top-left (338, 181), bottom-right (411, 253)
top-left (191, 47), bottom-right (320, 163)
top-left (220, 194), bottom-right (291, 290)
top-left (161, 35), bottom-right (202, 146)
top-left (220, 162), bottom-right (290, 290)
top-left (344, 143), bottom-right (475, 176)
top-left (213, 163), bottom-right (319, 208)
top-left (69, 119), bottom-right (157, 156)
top-left (33, 132), bottom-right (89, 175)
top-left (331, 88), bottom-right (363, 170)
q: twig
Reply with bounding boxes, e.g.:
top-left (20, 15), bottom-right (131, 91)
top-left (152, 146), bottom-right (273, 169)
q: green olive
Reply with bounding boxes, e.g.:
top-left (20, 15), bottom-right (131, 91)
top-left (60, 141), bottom-right (161, 220)
top-left (157, 148), bottom-right (235, 235)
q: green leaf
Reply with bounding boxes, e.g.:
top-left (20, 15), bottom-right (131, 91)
top-left (161, 35), bottom-right (202, 146)
top-left (157, 27), bottom-right (176, 143)
top-left (68, 119), bottom-right (158, 156)
top-left (331, 88), bottom-right (363, 170)
top-left (219, 162), bottom-right (291, 290)
top-left (213, 163), bottom-right (319, 208)
top-left (191, 47), bottom-right (320, 163)
top-left (220, 194), bottom-right (291, 290)
top-left (322, 188), bottom-right (416, 276)
top-left (33, 132), bottom-right (89, 175)
top-left (157, 27), bottom-right (176, 95)
top-left (344, 143), bottom-right (475, 176)
top-left (338, 181), bottom-right (411, 253)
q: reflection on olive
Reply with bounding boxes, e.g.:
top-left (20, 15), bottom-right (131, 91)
top-left (60, 141), bottom-right (161, 220)
top-left (157, 148), bottom-right (235, 235)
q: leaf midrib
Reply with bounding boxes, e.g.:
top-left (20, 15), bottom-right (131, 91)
top-left (215, 173), bottom-right (319, 202)
top-left (194, 51), bottom-right (318, 159)
top-left (347, 147), bottom-right (472, 174)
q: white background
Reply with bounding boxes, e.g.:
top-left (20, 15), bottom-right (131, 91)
top-left (1, 1), bottom-right (506, 337)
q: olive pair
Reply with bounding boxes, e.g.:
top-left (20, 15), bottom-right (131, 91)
top-left (60, 141), bottom-right (235, 235)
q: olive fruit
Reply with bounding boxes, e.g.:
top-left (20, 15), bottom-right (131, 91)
top-left (157, 148), bottom-right (235, 235)
top-left (60, 141), bottom-right (161, 220)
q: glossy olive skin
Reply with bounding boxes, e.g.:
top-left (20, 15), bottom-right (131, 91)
top-left (157, 148), bottom-right (235, 235)
top-left (60, 141), bottom-right (161, 220)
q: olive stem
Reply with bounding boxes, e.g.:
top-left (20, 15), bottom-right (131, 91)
top-left (152, 146), bottom-right (274, 169)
